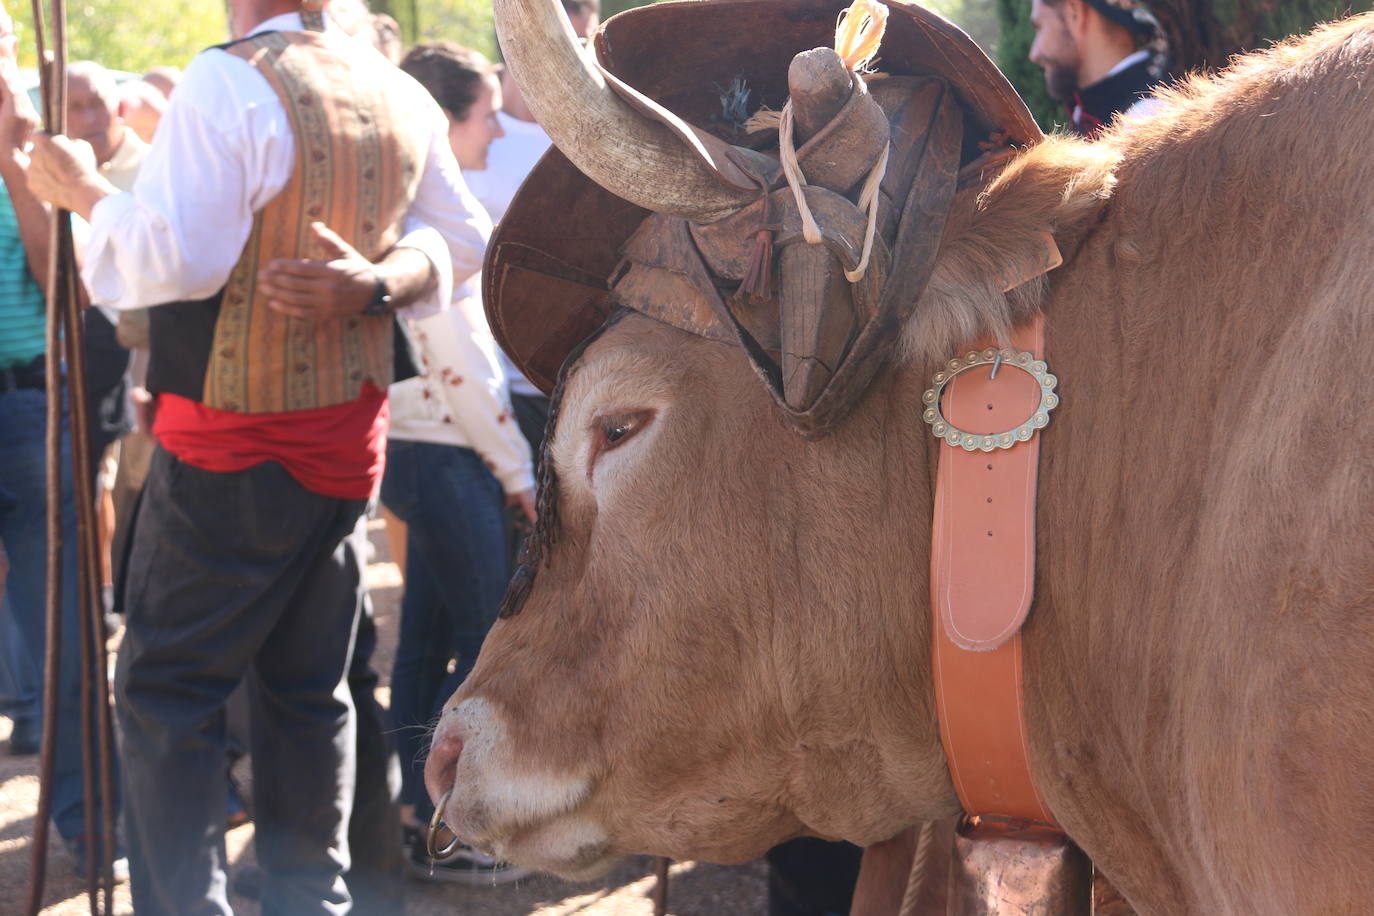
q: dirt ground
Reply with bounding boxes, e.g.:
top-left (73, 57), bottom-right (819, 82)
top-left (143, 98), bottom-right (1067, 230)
top-left (0, 518), bottom-right (769, 915)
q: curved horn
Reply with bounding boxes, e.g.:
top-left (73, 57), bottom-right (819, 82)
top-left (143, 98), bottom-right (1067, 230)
top-left (493, 0), bottom-right (761, 223)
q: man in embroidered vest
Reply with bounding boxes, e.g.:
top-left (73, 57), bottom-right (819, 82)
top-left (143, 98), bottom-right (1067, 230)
top-left (1028, 0), bottom-right (1171, 138)
top-left (23, 0), bottom-right (491, 911)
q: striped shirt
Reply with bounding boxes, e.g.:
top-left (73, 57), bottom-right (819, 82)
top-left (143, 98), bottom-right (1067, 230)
top-left (0, 181), bottom-right (45, 370)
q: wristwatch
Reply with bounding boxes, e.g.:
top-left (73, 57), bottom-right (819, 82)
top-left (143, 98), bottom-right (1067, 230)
top-left (361, 274), bottom-right (393, 317)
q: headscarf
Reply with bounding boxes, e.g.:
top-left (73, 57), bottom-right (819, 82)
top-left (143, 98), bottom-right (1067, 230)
top-left (1082, 0), bottom-right (1170, 79)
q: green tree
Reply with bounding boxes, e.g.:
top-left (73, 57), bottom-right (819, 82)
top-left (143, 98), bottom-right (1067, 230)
top-left (368, 0), bottom-right (663, 62)
top-left (14, 0), bottom-right (226, 73)
top-left (996, 0), bottom-right (1374, 132)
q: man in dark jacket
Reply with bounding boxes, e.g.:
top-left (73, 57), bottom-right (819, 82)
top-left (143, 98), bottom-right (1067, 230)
top-left (1029, 0), bottom-right (1170, 138)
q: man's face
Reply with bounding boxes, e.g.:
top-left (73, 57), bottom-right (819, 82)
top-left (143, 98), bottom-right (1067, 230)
top-left (66, 69), bottom-right (120, 164)
top-left (1029, 0), bottom-right (1081, 102)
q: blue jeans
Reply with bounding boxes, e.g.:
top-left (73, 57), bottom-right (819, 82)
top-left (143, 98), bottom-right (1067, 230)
top-left (0, 387), bottom-right (120, 839)
top-left (0, 594), bottom-right (40, 726)
top-left (380, 440), bottom-right (508, 820)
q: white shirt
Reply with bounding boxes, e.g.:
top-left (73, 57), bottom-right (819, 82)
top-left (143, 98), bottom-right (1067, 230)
top-left (81, 12), bottom-right (491, 317)
top-left (463, 111), bottom-right (552, 397)
top-left (462, 111), bottom-right (552, 225)
top-left (389, 283), bottom-right (534, 495)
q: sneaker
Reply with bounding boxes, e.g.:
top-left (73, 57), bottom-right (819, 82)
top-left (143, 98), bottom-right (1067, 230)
top-left (64, 834), bottom-right (129, 884)
top-left (7, 716), bottom-right (39, 756)
top-left (405, 825), bottom-right (531, 886)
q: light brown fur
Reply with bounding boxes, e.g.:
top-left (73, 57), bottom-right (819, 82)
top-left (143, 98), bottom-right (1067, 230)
top-left (444, 16), bottom-right (1374, 913)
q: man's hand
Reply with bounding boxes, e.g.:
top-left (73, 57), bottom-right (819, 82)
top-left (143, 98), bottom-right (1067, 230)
top-left (0, 56), bottom-right (37, 160)
top-left (25, 132), bottom-right (113, 219)
top-left (258, 222), bottom-right (381, 321)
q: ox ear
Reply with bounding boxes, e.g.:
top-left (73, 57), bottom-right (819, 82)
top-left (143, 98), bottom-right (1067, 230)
top-left (903, 137), bottom-right (1119, 368)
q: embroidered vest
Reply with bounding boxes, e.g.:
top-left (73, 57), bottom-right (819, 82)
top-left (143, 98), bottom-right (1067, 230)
top-left (149, 30), bottom-right (428, 413)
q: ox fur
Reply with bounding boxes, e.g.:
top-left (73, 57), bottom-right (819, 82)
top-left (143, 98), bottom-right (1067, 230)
top-left (431, 16), bottom-right (1374, 913)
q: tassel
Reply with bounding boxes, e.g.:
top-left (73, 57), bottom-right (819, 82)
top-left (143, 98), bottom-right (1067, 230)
top-left (736, 181), bottom-right (777, 303)
top-left (738, 228), bottom-right (775, 302)
top-left (834, 0), bottom-right (889, 73)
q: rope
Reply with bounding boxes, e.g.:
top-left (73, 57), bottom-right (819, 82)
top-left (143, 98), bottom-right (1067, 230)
top-left (772, 0), bottom-right (890, 281)
top-left (897, 821), bottom-right (938, 916)
top-left (776, 97), bottom-right (889, 281)
top-left (777, 102), bottom-right (822, 245)
top-left (845, 140), bottom-right (888, 283)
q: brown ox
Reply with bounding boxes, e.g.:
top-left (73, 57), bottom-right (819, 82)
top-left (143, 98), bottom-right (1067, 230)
top-left (426, 8), bottom-right (1374, 913)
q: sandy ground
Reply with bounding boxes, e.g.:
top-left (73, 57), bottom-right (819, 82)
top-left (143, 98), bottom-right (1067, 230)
top-left (0, 518), bottom-right (768, 915)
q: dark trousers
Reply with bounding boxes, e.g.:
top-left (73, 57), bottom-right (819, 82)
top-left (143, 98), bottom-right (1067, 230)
top-left (342, 591), bottom-right (405, 913)
top-left (117, 448), bottom-right (366, 916)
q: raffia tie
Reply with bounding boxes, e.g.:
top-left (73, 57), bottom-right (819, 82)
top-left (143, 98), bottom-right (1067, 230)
top-left (775, 0), bottom-right (890, 283)
top-left (777, 99), bottom-right (890, 283)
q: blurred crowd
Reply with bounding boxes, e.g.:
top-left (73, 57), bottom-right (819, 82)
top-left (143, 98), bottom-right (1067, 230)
top-left (0, 0), bottom-right (599, 910)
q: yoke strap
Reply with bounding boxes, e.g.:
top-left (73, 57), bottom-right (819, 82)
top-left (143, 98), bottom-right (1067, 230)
top-left (930, 315), bottom-right (1056, 825)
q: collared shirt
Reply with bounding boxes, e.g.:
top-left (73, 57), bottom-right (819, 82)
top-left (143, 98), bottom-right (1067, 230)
top-left (1069, 49), bottom-right (1160, 139)
top-left (463, 111), bottom-right (552, 225)
top-left (462, 111), bottom-right (552, 398)
top-left (81, 11), bottom-right (490, 316)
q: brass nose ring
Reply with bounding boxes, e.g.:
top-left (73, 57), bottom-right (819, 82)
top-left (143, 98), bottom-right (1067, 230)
top-left (426, 789), bottom-right (462, 859)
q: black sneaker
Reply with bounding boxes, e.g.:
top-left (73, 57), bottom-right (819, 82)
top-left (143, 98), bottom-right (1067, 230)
top-left (7, 716), bottom-right (39, 756)
top-left (404, 825), bottom-right (531, 886)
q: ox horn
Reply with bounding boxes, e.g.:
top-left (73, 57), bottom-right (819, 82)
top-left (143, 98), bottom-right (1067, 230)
top-left (493, 0), bottom-right (764, 223)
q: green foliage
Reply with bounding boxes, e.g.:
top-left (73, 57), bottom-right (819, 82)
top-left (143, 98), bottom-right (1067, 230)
top-left (367, 0), bottom-right (663, 63)
top-left (994, 0), bottom-right (1062, 130)
top-left (13, 0), bottom-right (227, 73)
top-left (1189, 0), bottom-right (1373, 67)
top-left (923, 0), bottom-right (1001, 54)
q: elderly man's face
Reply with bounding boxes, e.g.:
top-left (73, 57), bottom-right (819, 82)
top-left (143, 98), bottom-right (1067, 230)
top-left (66, 68), bottom-right (121, 164)
top-left (1029, 0), bottom-right (1082, 102)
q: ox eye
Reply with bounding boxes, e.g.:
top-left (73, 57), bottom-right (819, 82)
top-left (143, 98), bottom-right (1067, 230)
top-left (595, 411), bottom-right (651, 450)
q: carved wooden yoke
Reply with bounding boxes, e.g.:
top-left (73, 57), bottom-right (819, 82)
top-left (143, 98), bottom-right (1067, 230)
top-left (485, 0), bottom-right (1041, 438)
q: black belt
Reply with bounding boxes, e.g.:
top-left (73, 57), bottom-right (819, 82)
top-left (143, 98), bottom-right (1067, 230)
top-left (0, 355), bottom-right (47, 393)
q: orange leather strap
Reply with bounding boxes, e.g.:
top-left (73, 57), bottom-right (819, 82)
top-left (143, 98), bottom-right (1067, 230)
top-left (930, 316), bottom-right (1057, 825)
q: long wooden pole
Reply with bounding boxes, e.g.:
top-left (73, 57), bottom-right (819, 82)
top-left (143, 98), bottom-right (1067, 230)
top-left (25, 0), bottom-right (117, 910)
top-left (26, 0), bottom-right (61, 900)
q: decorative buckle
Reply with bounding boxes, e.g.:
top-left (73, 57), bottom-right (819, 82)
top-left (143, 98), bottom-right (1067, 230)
top-left (921, 347), bottom-right (1060, 452)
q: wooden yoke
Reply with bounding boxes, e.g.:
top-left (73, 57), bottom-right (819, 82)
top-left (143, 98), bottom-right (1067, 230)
top-left (778, 49), bottom-right (886, 410)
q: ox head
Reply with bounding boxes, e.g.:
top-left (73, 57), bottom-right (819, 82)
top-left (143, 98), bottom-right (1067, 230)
top-left (425, 0), bottom-right (1112, 877)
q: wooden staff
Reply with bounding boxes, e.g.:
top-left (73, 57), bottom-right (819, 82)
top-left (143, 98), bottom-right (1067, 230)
top-left (25, 0), bottom-right (118, 910)
top-left (652, 855), bottom-right (670, 916)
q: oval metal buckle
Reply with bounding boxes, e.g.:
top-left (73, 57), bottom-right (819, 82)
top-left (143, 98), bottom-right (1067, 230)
top-left (921, 347), bottom-right (1060, 451)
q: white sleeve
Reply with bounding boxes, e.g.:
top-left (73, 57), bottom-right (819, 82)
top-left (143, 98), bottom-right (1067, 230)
top-left (405, 102), bottom-right (492, 290)
top-left (407, 299), bottom-right (534, 494)
top-left (393, 218), bottom-right (453, 320)
top-left (80, 52), bottom-right (293, 311)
